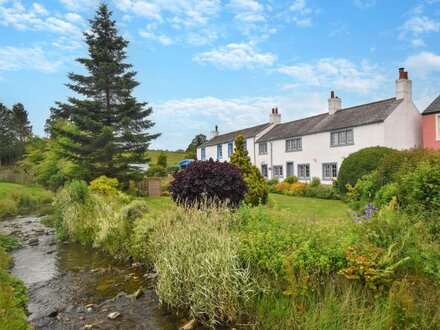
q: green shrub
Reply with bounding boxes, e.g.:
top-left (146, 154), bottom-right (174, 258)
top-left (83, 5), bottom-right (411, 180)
top-left (0, 199), bottom-right (18, 219)
top-left (152, 207), bottom-right (254, 327)
top-left (243, 166), bottom-right (269, 205)
top-left (166, 165), bottom-right (179, 175)
top-left (230, 135), bottom-right (268, 206)
top-left (310, 177), bottom-right (321, 187)
top-left (397, 161), bottom-right (440, 214)
top-left (146, 165), bottom-right (167, 177)
top-left (157, 151), bottom-right (167, 168)
top-left (89, 175), bottom-right (119, 195)
top-left (374, 183), bottom-right (397, 207)
top-left (338, 146), bottom-right (395, 193)
top-left (284, 176), bottom-right (298, 184)
top-left (0, 234), bottom-right (22, 251)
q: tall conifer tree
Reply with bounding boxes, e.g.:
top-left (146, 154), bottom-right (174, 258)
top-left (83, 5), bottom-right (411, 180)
top-left (49, 3), bottom-right (159, 182)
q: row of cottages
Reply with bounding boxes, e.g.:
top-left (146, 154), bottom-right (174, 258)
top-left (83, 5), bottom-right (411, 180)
top-left (197, 68), bottom-right (423, 182)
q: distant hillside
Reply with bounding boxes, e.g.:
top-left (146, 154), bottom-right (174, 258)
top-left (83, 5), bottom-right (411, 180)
top-left (146, 150), bottom-right (189, 166)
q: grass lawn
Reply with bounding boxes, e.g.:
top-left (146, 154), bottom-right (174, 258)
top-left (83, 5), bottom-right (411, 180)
top-left (0, 182), bottom-right (52, 198)
top-left (143, 194), bottom-right (351, 220)
top-left (146, 150), bottom-right (188, 166)
top-left (269, 193), bottom-right (351, 220)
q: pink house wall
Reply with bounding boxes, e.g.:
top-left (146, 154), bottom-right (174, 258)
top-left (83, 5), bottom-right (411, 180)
top-left (422, 114), bottom-right (440, 149)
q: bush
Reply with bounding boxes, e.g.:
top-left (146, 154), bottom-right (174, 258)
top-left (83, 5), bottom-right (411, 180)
top-left (0, 199), bottom-right (18, 219)
top-left (146, 165), bottom-right (167, 177)
top-left (230, 135), bottom-right (268, 206)
top-left (0, 234), bottom-right (22, 251)
top-left (243, 166), bottom-right (268, 205)
top-left (374, 183), bottom-right (397, 207)
top-left (338, 147), bottom-right (395, 193)
top-left (310, 177), bottom-right (321, 187)
top-left (167, 165), bottom-right (179, 175)
top-left (89, 175), bottom-right (119, 195)
top-left (152, 207), bottom-right (253, 327)
top-left (284, 176), bottom-right (298, 184)
top-left (169, 159), bottom-right (246, 208)
top-left (397, 161), bottom-right (440, 214)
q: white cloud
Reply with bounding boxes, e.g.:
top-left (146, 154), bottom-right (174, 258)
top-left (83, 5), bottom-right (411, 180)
top-left (289, 0), bottom-right (316, 27)
top-left (278, 58), bottom-right (385, 93)
top-left (0, 1), bottom-right (82, 36)
top-left (151, 94), bottom-right (327, 149)
top-left (139, 29), bottom-right (173, 45)
top-left (60, 0), bottom-right (99, 12)
top-left (193, 42), bottom-right (277, 70)
top-left (132, 1), bottom-right (163, 21)
top-left (0, 46), bottom-right (62, 73)
top-left (404, 51), bottom-right (440, 76)
top-left (399, 4), bottom-right (440, 47)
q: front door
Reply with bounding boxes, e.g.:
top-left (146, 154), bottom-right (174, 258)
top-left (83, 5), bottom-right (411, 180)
top-left (286, 162), bottom-right (294, 177)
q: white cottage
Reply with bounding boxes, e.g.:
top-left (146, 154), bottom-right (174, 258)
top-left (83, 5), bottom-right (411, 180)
top-left (197, 68), bottom-right (422, 181)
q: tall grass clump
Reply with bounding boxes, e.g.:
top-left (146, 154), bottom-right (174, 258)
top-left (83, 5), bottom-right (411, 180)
top-left (151, 206), bottom-right (254, 327)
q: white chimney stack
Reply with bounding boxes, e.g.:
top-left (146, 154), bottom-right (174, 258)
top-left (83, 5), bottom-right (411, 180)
top-left (328, 91), bottom-right (341, 115)
top-left (210, 125), bottom-right (219, 138)
top-left (396, 67), bottom-right (412, 100)
top-left (269, 107), bottom-right (281, 124)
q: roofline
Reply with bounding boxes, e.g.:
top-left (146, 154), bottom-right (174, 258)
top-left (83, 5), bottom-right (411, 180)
top-left (199, 122), bottom-right (270, 147)
top-left (256, 120), bottom-right (385, 143)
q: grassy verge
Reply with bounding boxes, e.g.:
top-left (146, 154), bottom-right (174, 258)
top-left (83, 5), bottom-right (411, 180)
top-left (0, 182), bottom-right (53, 219)
top-left (0, 234), bottom-right (28, 330)
top-left (146, 150), bottom-right (187, 166)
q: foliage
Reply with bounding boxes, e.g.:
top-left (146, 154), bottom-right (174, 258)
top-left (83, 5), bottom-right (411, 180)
top-left (146, 150), bottom-right (187, 166)
top-left (310, 177), bottom-right (321, 187)
top-left (230, 135), bottom-right (268, 205)
top-left (47, 4), bottom-right (159, 183)
top-left (0, 234), bottom-right (22, 251)
top-left (0, 246), bottom-right (28, 330)
top-left (89, 175), bottom-right (120, 195)
top-left (166, 165), bottom-right (179, 175)
top-left (0, 102), bottom-right (32, 166)
top-left (169, 159), bottom-right (246, 208)
top-left (284, 175), bottom-right (298, 184)
top-left (374, 182), bottom-right (397, 207)
top-left (152, 207), bottom-right (254, 327)
top-left (157, 151), bottom-right (167, 168)
top-left (337, 146), bottom-right (395, 193)
top-left (338, 244), bottom-right (407, 295)
top-left (146, 164), bottom-right (167, 177)
top-left (0, 183), bottom-right (53, 219)
top-left (274, 181), bottom-right (339, 200)
top-left (185, 134), bottom-right (207, 154)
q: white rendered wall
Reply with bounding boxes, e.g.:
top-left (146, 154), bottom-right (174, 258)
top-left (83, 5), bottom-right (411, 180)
top-left (384, 100), bottom-right (422, 149)
top-left (255, 122), bottom-right (385, 182)
top-left (197, 137), bottom-right (255, 163)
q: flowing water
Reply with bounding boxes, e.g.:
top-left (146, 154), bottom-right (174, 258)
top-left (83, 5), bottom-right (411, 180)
top-left (0, 216), bottom-right (184, 330)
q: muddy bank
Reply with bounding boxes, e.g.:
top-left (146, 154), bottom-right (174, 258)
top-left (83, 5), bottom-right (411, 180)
top-left (0, 216), bottom-right (183, 329)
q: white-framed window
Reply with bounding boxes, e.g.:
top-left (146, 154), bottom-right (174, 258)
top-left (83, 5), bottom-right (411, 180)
top-left (436, 114), bottom-right (440, 141)
top-left (261, 164), bottom-right (268, 177)
top-left (322, 163), bottom-right (338, 180)
top-left (217, 144), bottom-right (222, 159)
top-left (228, 142), bottom-right (233, 157)
top-left (259, 142), bottom-right (268, 154)
top-left (201, 147), bottom-right (206, 161)
top-left (286, 138), bottom-right (302, 152)
top-left (273, 165), bottom-right (283, 178)
top-left (331, 129), bottom-right (354, 147)
top-left (297, 164), bottom-right (310, 179)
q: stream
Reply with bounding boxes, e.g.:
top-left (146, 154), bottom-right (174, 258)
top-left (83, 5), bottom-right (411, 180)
top-left (0, 216), bottom-right (184, 330)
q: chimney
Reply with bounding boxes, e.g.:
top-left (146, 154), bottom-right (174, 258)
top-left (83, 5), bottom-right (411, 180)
top-left (210, 125), bottom-right (219, 138)
top-left (396, 67), bottom-right (412, 100)
top-left (328, 91), bottom-right (341, 115)
top-left (269, 107), bottom-right (281, 124)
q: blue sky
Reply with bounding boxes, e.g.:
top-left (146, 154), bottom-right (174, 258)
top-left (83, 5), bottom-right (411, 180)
top-left (1, 0), bottom-right (440, 150)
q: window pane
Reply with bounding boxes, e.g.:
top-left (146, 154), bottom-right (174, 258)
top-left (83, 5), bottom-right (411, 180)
top-left (331, 133), bottom-right (338, 146)
top-left (305, 165), bottom-right (309, 178)
top-left (340, 131), bottom-right (346, 144)
top-left (347, 130), bottom-right (353, 144)
top-left (332, 164), bottom-right (337, 177)
top-left (298, 139), bottom-right (302, 150)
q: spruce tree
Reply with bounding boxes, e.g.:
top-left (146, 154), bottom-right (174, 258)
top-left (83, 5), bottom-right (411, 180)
top-left (49, 3), bottom-right (159, 182)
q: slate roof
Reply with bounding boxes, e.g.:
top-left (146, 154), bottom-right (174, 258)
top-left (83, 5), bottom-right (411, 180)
top-left (422, 95), bottom-right (440, 115)
top-left (200, 123), bottom-right (272, 147)
top-left (257, 98), bottom-right (403, 143)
